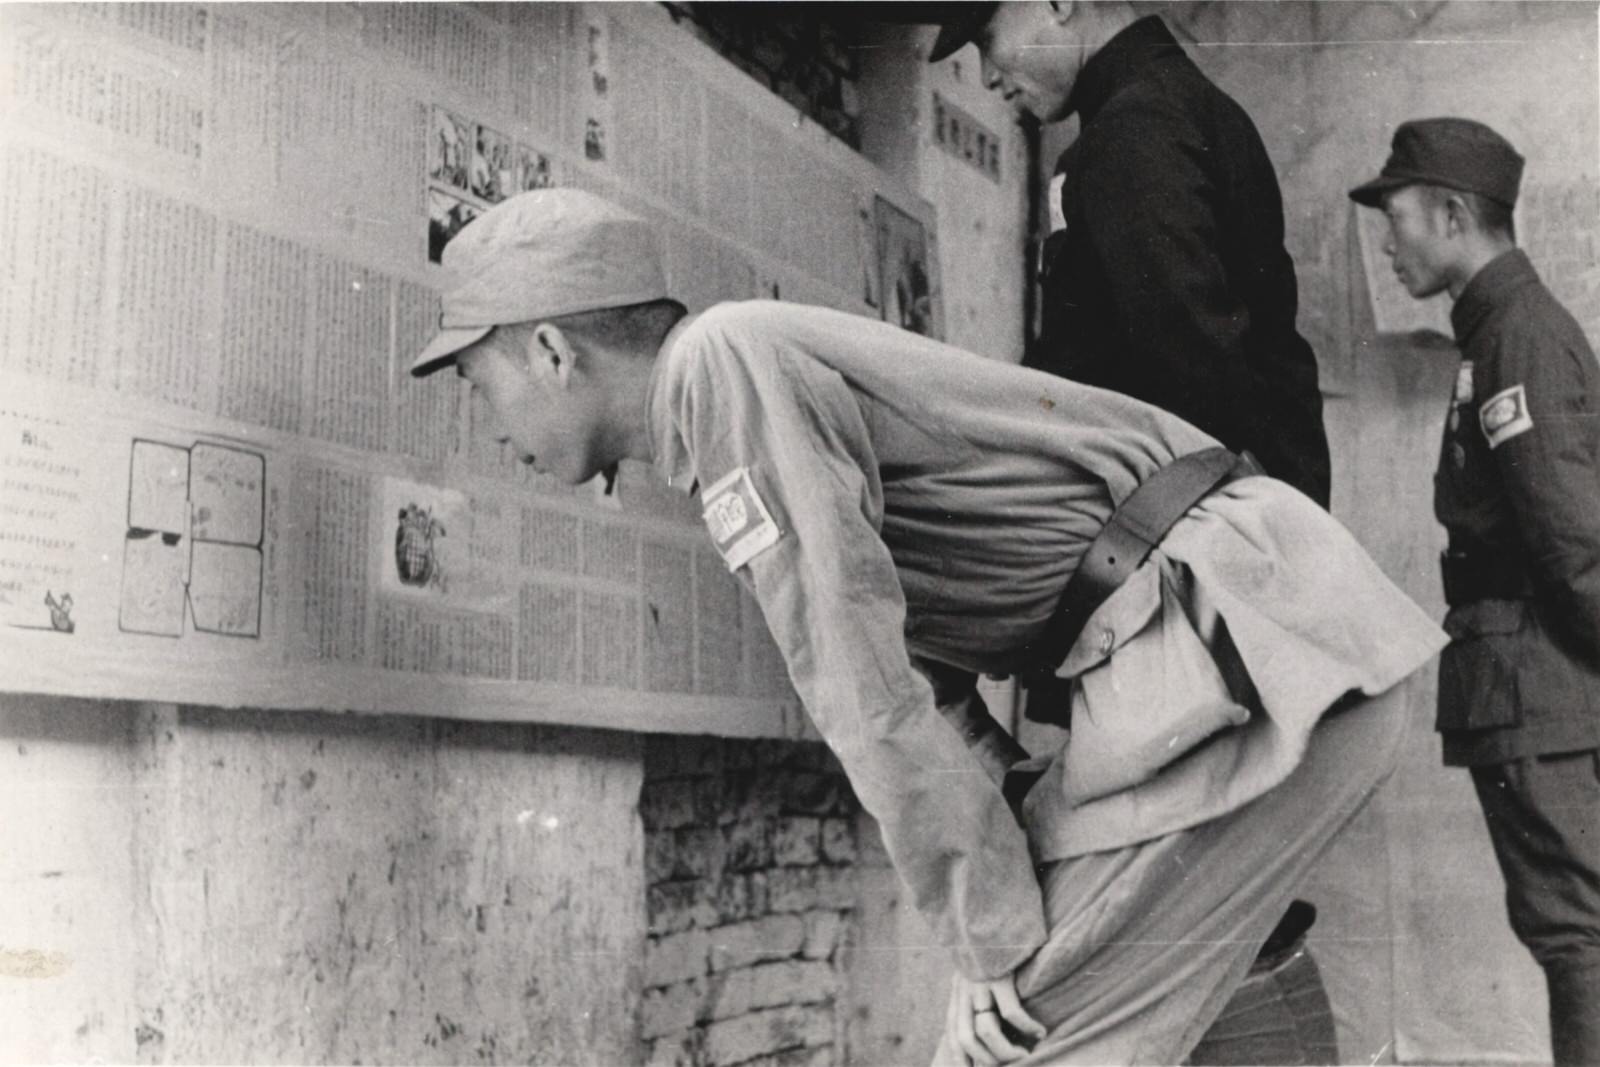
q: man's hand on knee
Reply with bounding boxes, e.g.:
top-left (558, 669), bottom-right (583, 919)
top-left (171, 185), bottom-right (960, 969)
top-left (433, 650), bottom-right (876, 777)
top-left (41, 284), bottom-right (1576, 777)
top-left (946, 970), bottom-right (1046, 1065)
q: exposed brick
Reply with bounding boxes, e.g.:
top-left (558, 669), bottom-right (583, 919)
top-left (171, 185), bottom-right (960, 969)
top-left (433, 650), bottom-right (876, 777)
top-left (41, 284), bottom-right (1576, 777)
top-left (771, 817), bottom-right (821, 867)
top-left (701, 1004), bottom-right (832, 1065)
top-left (677, 735), bottom-right (725, 777)
top-left (650, 880), bottom-right (716, 935)
top-left (801, 911), bottom-right (845, 961)
top-left (786, 742), bottom-right (831, 771)
top-left (642, 778), bottom-right (700, 830)
top-left (713, 871), bottom-right (769, 923)
top-left (694, 776), bottom-right (726, 822)
top-left (641, 979), bottom-right (705, 1039)
top-left (677, 825), bottom-right (725, 880)
top-left (779, 771), bottom-right (842, 816)
top-left (707, 959), bottom-right (839, 1020)
top-left (721, 770), bottom-right (781, 824)
top-left (647, 928), bottom-right (710, 987)
top-left (741, 1043), bottom-right (835, 1067)
top-left (767, 867), bottom-right (857, 914)
top-left (724, 739), bottom-right (759, 770)
top-left (724, 818), bottom-right (773, 872)
top-left (646, 831), bottom-right (679, 885)
top-left (819, 818), bottom-right (856, 865)
top-left (643, 734), bottom-right (682, 781)
top-left (644, 1028), bottom-right (704, 1067)
top-left (752, 738), bottom-right (785, 769)
top-left (708, 914), bottom-right (805, 972)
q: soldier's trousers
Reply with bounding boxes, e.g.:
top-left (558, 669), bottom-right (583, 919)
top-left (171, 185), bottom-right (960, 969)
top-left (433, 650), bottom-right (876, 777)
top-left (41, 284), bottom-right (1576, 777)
top-left (931, 674), bottom-right (1415, 1066)
top-left (1472, 749), bottom-right (1600, 1067)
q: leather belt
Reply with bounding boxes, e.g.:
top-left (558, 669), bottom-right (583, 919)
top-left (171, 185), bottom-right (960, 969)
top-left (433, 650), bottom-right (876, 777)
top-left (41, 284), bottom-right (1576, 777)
top-left (1021, 447), bottom-right (1263, 724)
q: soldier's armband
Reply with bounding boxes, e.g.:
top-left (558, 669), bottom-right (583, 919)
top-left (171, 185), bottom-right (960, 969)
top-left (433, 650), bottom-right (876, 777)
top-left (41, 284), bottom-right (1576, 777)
top-left (1480, 384), bottom-right (1534, 449)
top-left (702, 466), bottom-right (782, 571)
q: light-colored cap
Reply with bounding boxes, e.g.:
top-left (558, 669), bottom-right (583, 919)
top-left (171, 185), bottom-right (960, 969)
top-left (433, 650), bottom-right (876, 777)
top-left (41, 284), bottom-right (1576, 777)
top-left (411, 188), bottom-right (669, 377)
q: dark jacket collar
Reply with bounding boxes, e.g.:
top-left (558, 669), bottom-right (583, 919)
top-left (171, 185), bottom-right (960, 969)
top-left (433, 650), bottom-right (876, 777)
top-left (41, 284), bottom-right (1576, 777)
top-left (1451, 249), bottom-right (1540, 341)
top-left (1066, 15), bottom-right (1187, 122)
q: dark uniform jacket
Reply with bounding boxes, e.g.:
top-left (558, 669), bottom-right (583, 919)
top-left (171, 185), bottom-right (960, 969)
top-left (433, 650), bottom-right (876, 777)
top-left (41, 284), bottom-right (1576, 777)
top-left (1437, 249), bottom-right (1600, 766)
top-left (1031, 16), bottom-right (1332, 507)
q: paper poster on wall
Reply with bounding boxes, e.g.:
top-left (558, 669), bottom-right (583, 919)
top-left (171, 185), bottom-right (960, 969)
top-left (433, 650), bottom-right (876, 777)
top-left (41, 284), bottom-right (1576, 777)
top-left (428, 189), bottom-right (479, 264)
top-left (429, 106), bottom-right (472, 191)
top-left (515, 144), bottom-right (555, 192)
top-left (584, 16), bottom-right (611, 163)
top-left (876, 195), bottom-right (936, 339)
top-left (119, 437), bottom-right (265, 639)
top-left (472, 123), bottom-right (514, 204)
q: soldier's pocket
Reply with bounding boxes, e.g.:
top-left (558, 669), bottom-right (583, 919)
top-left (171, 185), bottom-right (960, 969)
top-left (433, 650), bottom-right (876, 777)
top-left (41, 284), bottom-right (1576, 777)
top-left (1437, 599), bottom-right (1525, 731)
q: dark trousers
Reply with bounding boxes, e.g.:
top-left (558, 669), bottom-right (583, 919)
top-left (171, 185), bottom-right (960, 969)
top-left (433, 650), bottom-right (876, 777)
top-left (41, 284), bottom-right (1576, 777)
top-left (1471, 749), bottom-right (1600, 1066)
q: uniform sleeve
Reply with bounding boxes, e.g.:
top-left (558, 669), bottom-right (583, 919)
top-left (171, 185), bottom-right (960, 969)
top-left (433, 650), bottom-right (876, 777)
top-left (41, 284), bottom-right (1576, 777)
top-left (910, 657), bottom-right (1030, 788)
top-left (669, 321), bottom-right (1047, 979)
top-left (1077, 105), bottom-right (1255, 448)
top-left (1479, 315), bottom-right (1600, 666)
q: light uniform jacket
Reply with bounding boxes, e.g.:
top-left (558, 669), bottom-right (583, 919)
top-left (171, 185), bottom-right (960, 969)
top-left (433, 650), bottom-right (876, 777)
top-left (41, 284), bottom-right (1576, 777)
top-left (646, 301), bottom-right (1445, 980)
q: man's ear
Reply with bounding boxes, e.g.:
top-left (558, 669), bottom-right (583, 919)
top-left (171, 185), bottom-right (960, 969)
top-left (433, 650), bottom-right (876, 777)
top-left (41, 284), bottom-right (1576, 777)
top-left (1047, 0), bottom-right (1075, 25)
top-left (529, 322), bottom-right (578, 387)
top-left (1442, 194), bottom-right (1473, 239)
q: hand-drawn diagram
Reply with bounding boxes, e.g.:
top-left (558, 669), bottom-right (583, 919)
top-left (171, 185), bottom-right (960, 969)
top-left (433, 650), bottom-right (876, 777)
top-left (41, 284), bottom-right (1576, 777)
top-left (120, 438), bottom-right (265, 638)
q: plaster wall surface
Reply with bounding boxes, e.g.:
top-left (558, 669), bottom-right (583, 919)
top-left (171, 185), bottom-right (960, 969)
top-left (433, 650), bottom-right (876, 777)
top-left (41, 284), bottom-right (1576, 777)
top-left (1, 695), bottom-right (645, 1065)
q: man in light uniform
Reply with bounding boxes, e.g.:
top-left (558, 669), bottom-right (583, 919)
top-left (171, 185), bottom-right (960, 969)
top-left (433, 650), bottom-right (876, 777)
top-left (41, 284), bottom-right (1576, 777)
top-left (412, 188), bottom-right (1445, 1065)
top-left (1351, 118), bottom-right (1600, 1065)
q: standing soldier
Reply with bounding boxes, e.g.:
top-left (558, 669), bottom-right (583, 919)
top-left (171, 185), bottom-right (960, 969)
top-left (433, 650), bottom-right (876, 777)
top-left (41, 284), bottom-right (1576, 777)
top-left (1351, 117), bottom-right (1600, 1064)
top-left (924, 1), bottom-right (1332, 508)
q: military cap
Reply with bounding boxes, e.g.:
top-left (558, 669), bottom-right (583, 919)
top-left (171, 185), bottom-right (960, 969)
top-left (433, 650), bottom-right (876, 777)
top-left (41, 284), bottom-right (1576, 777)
top-left (1349, 117), bottom-right (1525, 209)
top-left (411, 189), bottom-right (668, 378)
top-left (927, 2), bottom-right (999, 62)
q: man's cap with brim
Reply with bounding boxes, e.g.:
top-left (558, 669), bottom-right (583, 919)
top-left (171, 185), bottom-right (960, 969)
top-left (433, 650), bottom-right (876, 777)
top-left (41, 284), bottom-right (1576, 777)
top-left (1348, 117), bottom-right (1525, 209)
top-left (928, 1), bottom-right (999, 62)
top-left (410, 188), bottom-right (669, 377)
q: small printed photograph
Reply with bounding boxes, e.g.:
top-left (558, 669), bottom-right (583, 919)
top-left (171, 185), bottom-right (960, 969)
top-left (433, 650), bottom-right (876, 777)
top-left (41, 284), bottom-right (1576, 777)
top-left (429, 189), bottom-right (479, 264)
top-left (472, 124), bottom-right (514, 204)
top-left (428, 106), bottom-right (471, 191)
top-left (515, 144), bottom-right (554, 192)
top-left (876, 196), bottom-right (935, 338)
top-left (379, 478), bottom-right (468, 601)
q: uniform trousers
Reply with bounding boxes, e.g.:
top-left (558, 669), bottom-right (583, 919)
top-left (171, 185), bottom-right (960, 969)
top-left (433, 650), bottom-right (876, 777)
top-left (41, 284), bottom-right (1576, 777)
top-left (932, 675), bottom-right (1415, 1066)
top-left (1471, 749), bottom-right (1600, 1066)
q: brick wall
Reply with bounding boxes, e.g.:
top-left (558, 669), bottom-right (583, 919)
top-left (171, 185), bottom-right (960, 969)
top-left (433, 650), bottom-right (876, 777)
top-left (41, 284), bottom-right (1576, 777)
top-left (640, 736), bottom-right (864, 1067)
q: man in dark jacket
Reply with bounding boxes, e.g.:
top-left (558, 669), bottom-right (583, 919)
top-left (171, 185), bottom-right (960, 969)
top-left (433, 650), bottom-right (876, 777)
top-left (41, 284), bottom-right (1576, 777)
top-left (1351, 117), bottom-right (1600, 1066)
top-left (928, 1), bottom-right (1331, 507)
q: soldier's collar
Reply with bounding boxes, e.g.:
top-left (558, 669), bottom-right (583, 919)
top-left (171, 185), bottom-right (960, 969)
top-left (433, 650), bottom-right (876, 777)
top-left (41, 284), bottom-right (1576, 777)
top-left (1451, 249), bottom-right (1539, 341)
top-left (1066, 16), bottom-right (1186, 123)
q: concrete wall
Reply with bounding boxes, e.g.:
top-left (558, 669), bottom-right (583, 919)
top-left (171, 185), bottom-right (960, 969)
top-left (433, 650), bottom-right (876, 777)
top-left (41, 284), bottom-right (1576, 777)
top-left (1, 695), bottom-right (646, 1064)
